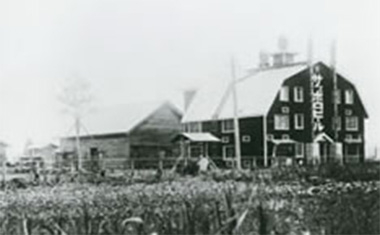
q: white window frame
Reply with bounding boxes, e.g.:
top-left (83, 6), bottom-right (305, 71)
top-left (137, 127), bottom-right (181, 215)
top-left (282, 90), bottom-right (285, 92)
top-left (221, 119), bottom-right (234, 133)
top-left (346, 116), bottom-right (358, 131)
top-left (274, 114), bottom-right (289, 130)
top-left (279, 86), bottom-right (289, 102)
top-left (183, 122), bottom-right (202, 133)
top-left (295, 142), bottom-right (304, 157)
top-left (345, 89), bottom-right (354, 104)
top-left (294, 113), bottom-right (304, 130)
top-left (333, 116), bottom-right (341, 131)
top-left (222, 145), bottom-right (235, 159)
top-left (334, 89), bottom-right (341, 104)
top-left (294, 86), bottom-right (304, 102)
top-left (191, 122), bottom-right (202, 133)
top-left (242, 135), bottom-right (251, 143)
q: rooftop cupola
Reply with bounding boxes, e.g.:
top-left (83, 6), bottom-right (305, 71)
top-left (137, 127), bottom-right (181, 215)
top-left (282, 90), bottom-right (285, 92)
top-left (258, 36), bottom-right (298, 70)
top-left (272, 36), bottom-right (297, 67)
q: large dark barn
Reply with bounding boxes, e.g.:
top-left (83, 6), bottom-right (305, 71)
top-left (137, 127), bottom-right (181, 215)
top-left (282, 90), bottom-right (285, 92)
top-left (181, 48), bottom-right (368, 168)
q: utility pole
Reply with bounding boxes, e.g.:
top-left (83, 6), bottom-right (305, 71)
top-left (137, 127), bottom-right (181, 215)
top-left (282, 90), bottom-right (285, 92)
top-left (0, 143), bottom-right (7, 186)
top-left (263, 115), bottom-right (268, 167)
top-left (331, 40), bottom-right (342, 164)
top-left (308, 37), bottom-right (316, 165)
top-left (331, 40), bottom-right (338, 139)
top-left (75, 116), bottom-right (82, 171)
top-left (231, 56), bottom-right (242, 170)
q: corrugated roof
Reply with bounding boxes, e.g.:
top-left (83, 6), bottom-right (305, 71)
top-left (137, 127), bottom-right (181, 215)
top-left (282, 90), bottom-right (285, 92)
top-left (182, 64), bottom-right (307, 122)
top-left (81, 101), bottom-right (176, 136)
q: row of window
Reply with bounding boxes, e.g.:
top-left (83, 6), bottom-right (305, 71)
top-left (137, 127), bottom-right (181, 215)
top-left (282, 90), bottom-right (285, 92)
top-left (221, 135), bottom-right (251, 143)
top-left (274, 114), bottom-right (304, 130)
top-left (182, 122), bottom-right (202, 133)
top-left (274, 114), bottom-right (359, 131)
top-left (223, 142), bottom-right (304, 159)
top-left (183, 120), bottom-right (235, 133)
top-left (184, 113), bottom-right (359, 134)
top-left (279, 86), bottom-right (355, 104)
top-left (222, 139), bottom-right (361, 159)
top-left (334, 89), bottom-right (354, 104)
top-left (280, 86), bottom-right (304, 102)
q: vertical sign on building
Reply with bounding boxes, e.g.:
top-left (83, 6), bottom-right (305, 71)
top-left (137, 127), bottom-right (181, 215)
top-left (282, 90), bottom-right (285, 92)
top-left (311, 65), bottom-right (324, 135)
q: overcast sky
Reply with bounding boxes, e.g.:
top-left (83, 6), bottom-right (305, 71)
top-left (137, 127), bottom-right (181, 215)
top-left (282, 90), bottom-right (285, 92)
top-left (0, 0), bottom-right (379, 158)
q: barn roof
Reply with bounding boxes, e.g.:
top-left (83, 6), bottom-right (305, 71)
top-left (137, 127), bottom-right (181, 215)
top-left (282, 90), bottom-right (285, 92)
top-left (79, 101), bottom-right (181, 137)
top-left (182, 63), bottom-right (307, 122)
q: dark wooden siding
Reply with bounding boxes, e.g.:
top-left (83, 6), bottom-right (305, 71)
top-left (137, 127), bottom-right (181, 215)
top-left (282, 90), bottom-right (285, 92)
top-left (130, 103), bottom-right (182, 158)
top-left (60, 103), bottom-right (182, 169)
top-left (266, 62), bottom-right (367, 159)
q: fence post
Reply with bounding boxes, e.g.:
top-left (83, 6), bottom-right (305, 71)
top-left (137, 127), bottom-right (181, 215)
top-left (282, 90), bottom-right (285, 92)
top-left (131, 159), bottom-right (135, 172)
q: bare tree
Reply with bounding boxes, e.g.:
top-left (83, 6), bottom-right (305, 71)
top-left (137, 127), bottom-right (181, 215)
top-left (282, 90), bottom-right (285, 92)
top-left (58, 75), bottom-right (94, 171)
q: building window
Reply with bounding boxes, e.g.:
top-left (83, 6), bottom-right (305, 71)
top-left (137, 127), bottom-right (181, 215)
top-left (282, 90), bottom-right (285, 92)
top-left (181, 124), bottom-right (186, 132)
top-left (346, 144), bottom-right (358, 155)
top-left (345, 109), bottom-right (352, 116)
top-left (281, 106), bottom-right (289, 113)
top-left (222, 119), bottom-right (234, 133)
top-left (280, 86), bottom-right (289, 102)
top-left (333, 116), bottom-right (341, 131)
top-left (345, 89), bottom-right (354, 104)
top-left (294, 86), bottom-right (304, 102)
top-left (295, 142), bottom-right (304, 156)
top-left (223, 145), bottom-right (235, 159)
top-left (334, 90), bottom-right (341, 104)
top-left (294, 113), bottom-right (304, 130)
top-left (190, 145), bottom-right (203, 158)
top-left (221, 136), bottom-right (229, 143)
top-left (282, 134), bottom-right (289, 140)
top-left (242, 135), bottom-right (251, 143)
top-left (90, 147), bottom-right (98, 155)
top-left (274, 114), bottom-right (289, 130)
top-left (183, 122), bottom-right (202, 132)
top-left (242, 160), bottom-right (251, 168)
top-left (346, 116), bottom-right (358, 131)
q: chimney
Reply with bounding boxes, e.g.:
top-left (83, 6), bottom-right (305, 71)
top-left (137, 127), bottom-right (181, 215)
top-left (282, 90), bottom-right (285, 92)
top-left (278, 35), bottom-right (289, 52)
top-left (258, 50), bottom-right (270, 69)
top-left (183, 89), bottom-right (197, 111)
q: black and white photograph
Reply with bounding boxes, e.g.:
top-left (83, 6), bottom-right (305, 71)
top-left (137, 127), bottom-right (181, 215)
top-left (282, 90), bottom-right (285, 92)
top-left (0, 0), bottom-right (379, 234)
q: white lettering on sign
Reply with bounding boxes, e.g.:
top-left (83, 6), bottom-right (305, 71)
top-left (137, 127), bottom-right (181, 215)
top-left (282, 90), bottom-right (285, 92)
top-left (311, 65), bottom-right (324, 133)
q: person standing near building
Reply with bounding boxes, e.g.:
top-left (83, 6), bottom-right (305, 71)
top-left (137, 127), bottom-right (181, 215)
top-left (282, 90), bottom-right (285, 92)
top-left (197, 154), bottom-right (209, 173)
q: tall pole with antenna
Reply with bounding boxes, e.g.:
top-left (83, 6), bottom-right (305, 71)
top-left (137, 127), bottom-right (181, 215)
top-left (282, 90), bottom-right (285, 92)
top-left (231, 56), bottom-right (242, 170)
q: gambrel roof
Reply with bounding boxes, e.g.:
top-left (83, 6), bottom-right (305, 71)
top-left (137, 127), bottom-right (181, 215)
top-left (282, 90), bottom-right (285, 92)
top-left (182, 63), bottom-right (307, 122)
top-left (182, 61), bottom-right (368, 122)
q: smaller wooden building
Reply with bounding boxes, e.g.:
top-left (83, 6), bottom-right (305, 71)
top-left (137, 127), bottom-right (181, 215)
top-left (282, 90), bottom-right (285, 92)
top-left (59, 101), bottom-right (182, 170)
top-left (23, 143), bottom-right (58, 169)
